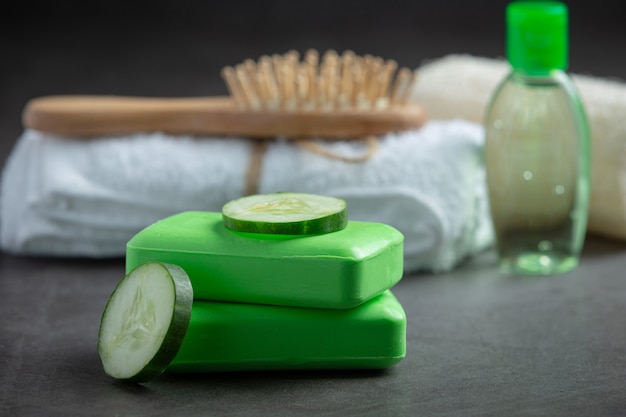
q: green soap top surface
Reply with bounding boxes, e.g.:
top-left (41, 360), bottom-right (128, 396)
top-left (126, 211), bottom-right (404, 309)
top-left (169, 290), bottom-right (406, 372)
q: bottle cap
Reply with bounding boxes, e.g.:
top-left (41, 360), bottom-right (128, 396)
top-left (506, 1), bottom-right (568, 75)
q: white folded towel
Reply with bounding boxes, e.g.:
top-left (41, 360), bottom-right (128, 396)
top-left (1, 120), bottom-right (493, 272)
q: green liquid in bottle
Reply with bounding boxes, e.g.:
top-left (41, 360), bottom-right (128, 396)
top-left (485, 72), bottom-right (590, 275)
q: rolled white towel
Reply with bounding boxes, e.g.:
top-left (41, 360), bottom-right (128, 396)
top-left (414, 54), bottom-right (626, 241)
top-left (1, 120), bottom-right (492, 272)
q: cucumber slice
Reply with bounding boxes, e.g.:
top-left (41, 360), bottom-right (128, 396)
top-left (98, 262), bottom-right (193, 383)
top-left (222, 192), bottom-right (348, 235)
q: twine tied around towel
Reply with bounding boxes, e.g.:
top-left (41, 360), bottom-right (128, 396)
top-left (244, 136), bottom-right (379, 196)
top-left (224, 49), bottom-right (419, 196)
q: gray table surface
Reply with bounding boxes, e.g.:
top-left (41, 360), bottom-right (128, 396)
top-left (2, 1), bottom-right (626, 415)
top-left (2, 237), bottom-right (626, 416)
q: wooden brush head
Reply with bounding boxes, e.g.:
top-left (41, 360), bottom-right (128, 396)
top-left (221, 49), bottom-right (419, 112)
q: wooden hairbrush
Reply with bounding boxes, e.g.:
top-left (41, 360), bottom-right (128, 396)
top-left (22, 49), bottom-right (427, 139)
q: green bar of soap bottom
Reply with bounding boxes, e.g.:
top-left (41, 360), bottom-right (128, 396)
top-left (169, 290), bottom-right (406, 372)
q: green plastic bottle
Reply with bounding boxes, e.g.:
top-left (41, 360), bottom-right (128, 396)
top-left (484, 1), bottom-right (591, 275)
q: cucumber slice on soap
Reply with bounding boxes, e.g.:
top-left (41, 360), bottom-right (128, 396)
top-left (98, 262), bottom-right (193, 383)
top-left (222, 192), bottom-right (348, 235)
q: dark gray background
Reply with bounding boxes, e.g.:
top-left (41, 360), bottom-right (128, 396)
top-left (2, 1), bottom-right (626, 416)
top-left (1, 0), bottom-right (625, 168)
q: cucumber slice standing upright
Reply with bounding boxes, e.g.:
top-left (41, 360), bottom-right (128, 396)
top-left (222, 192), bottom-right (348, 235)
top-left (98, 262), bottom-right (193, 383)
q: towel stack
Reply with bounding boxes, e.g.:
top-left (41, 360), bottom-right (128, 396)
top-left (1, 119), bottom-right (492, 272)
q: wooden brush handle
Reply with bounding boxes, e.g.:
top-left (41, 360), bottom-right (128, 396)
top-left (23, 95), bottom-right (427, 139)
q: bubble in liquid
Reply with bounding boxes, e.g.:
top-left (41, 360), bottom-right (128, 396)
top-left (554, 185), bottom-right (565, 195)
top-left (522, 171), bottom-right (533, 181)
top-left (538, 240), bottom-right (553, 251)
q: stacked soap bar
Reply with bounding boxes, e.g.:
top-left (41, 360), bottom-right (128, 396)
top-left (126, 211), bottom-right (406, 372)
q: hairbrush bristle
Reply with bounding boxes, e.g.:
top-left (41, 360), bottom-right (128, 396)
top-left (221, 49), bottom-right (418, 112)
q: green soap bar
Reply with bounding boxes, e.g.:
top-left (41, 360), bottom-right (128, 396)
top-left (168, 290), bottom-right (406, 372)
top-left (126, 211), bottom-right (404, 309)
